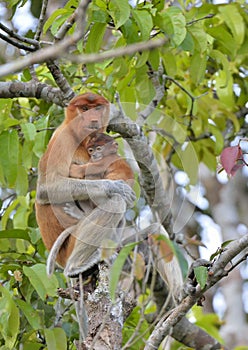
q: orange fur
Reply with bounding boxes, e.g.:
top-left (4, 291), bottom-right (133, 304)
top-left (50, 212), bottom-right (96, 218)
top-left (69, 133), bottom-right (134, 188)
top-left (35, 93), bottom-right (110, 267)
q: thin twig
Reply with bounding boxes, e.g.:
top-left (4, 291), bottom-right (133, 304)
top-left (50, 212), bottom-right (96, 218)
top-left (137, 63), bottom-right (165, 125)
top-left (0, 32), bottom-right (36, 52)
top-left (0, 23), bottom-right (39, 47)
top-left (187, 14), bottom-right (215, 26)
top-left (55, 12), bottom-right (77, 41)
top-left (34, 0), bottom-right (49, 41)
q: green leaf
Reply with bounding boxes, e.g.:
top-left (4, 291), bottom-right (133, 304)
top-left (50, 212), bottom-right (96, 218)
top-left (33, 116), bottom-right (49, 158)
top-left (0, 229), bottom-right (30, 241)
top-left (21, 122), bottom-right (36, 142)
top-left (15, 299), bottom-right (43, 330)
top-left (190, 52), bottom-right (207, 84)
top-left (112, 57), bottom-right (128, 78)
top-left (192, 305), bottom-right (224, 343)
top-left (51, 14), bottom-right (73, 36)
top-left (108, 0), bottom-right (130, 28)
top-left (109, 242), bottom-right (137, 301)
top-left (43, 8), bottom-right (69, 34)
top-left (194, 139), bottom-right (217, 172)
top-left (207, 26), bottom-right (237, 58)
top-left (158, 7), bottom-right (186, 46)
top-left (194, 266), bottom-right (208, 289)
top-left (23, 264), bottom-right (59, 300)
top-left (21, 140), bottom-right (34, 169)
top-left (90, 5), bottom-right (109, 23)
top-left (215, 71), bottom-right (235, 108)
top-left (44, 328), bottom-right (67, 350)
top-left (0, 198), bottom-right (19, 230)
top-left (0, 285), bottom-right (20, 349)
top-left (175, 142), bottom-right (199, 185)
top-left (162, 51), bottom-right (177, 76)
top-left (0, 99), bottom-right (13, 130)
top-left (16, 165), bottom-right (28, 196)
top-left (0, 130), bottom-right (19, 187)
top-left (123, 306), bottom-right (150, 348)
top-left (85, 23), bottom-right (107, 54)
top-left (13, 204), bottom-right (30, 229)
top-left (211, 49), bottom-right (230, 86)
top-left (208, 123), bottom-right (224, 155)
top-left (188, 24), bottom-right (208, 53)
top-left (180, 31), bottom-right (195, 52)
top-left (132, 9), bottom-right (153, 41)
top-left (219, 5), bottom-right (245, 45)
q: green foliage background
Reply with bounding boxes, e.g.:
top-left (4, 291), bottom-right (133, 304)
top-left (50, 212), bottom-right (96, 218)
top-left (0, 0), bottom-right (247, 349)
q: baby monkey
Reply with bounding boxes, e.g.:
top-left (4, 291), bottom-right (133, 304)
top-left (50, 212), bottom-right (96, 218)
top-left (47, 133), bottom-right (134, 275)
top-left (70, 132), bottom-right (134, 185)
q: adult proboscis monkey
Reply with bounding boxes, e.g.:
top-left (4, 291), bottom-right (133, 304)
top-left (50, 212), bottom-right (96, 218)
top-left (46, 132), bottom-right (135, 276)
top-left (35, 93), bottom-right (136, 276)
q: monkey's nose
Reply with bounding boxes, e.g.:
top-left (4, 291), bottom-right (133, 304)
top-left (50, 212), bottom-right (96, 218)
top-left (90, 120), bottom-right (99, 129)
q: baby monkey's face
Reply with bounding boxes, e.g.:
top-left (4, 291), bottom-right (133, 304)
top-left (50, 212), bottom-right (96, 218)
top-left (87, 139), bottom-right (118, 162)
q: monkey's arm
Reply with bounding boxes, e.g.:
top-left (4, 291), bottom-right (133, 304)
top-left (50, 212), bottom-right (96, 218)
top-left (70, 162), bottom-right (104, 179)
top-left (69, 163), bottom-right (87, 178)
top-left (36, 177), bottom-right (135, 207)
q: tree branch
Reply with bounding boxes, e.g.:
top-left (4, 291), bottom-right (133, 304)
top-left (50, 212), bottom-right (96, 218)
top-left (145, 234), bottom-right (248, 349)
top-left (0, 32), bottom-right (36, 52)
top-left (109, 106), bottom-right (173, 236)
top-left (67, 37), bottom-right (168, 64)
top-left (0, 0), bottom-right (91, 78)
top-left (0, 23), bottom-right (39, 49)
top-left (0, 81), bottom-right (67, 106)
top-left (46, 60), bottom-right (75, 101)
top-left (34, 0), bottom-right (49, 41)
top-left (136, 64), bottom-right (165, 125)
top-left (0, 36), bottom-right (167, 78)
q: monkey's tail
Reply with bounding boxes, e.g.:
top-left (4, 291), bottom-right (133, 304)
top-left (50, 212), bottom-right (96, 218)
top-left (46, 226), bottom-right (76, 276)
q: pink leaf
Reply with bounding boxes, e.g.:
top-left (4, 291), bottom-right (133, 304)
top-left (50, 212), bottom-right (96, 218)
top-left (220, 145), bottom-right (243, 176)
top-left (230, 163), bottom-right (244, 176)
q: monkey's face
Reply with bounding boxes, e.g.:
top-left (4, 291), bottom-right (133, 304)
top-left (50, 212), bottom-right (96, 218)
top-left (66, 93), bottom-right (110, 131)
top-left (87, 140), bottom-right (118, 162)
top-left (87, 145), bottom-right (104, 161)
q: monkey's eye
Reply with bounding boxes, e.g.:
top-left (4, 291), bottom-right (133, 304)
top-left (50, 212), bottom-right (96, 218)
top-left (88, 148), bottom-right (94, 154)
top-left (95, 104), bottom-right (103, 110)
top-left (96, 146), bottom-right (102, 152)
top-left (79, 105), bottom-right (89, 111)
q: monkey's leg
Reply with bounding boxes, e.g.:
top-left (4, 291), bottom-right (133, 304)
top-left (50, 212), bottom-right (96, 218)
top-left (65, 195), bottom-right (127, 277)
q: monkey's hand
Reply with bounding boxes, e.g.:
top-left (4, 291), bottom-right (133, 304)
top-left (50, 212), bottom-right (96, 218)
top-left (69, 163), bottom-right (86, 178)
top-left (105, 180), bottom-right (136, 208)
top-left (64, 203), bottom-right (83, 220)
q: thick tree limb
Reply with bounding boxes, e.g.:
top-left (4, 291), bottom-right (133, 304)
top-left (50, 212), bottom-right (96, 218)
top-left (0, 81), bottom-right (67, 106)
top-left (109, 106), bottom-right (173, 235)
top-left (0, 36), bottom-right (167, 78)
